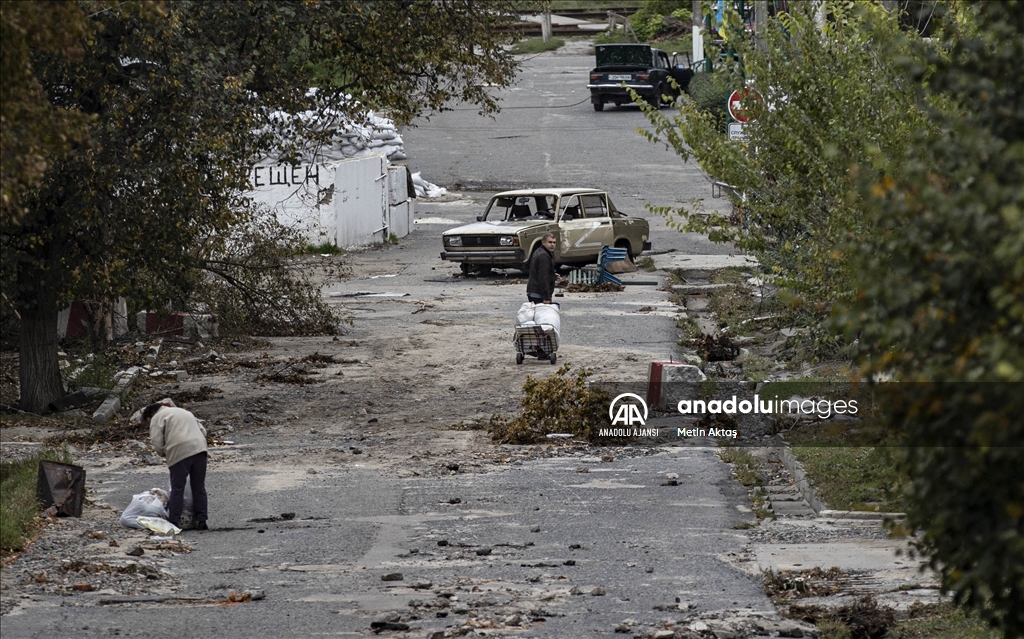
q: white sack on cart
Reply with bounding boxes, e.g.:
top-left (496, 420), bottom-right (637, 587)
top-left (534, 303), bottom-right (561, 337)
top-left (516, 302), bottom-right (536, 325)
top-left (120, 488), bottom-right (169, 529)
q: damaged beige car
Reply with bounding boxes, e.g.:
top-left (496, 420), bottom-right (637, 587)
top-left (440, 188), bottom-right (651, 274)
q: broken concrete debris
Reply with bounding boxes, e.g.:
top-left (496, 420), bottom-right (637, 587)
top-left (91, 366), bottom-right (141, 422)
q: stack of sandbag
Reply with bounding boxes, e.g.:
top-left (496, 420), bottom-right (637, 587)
top-left (255, 91), bottom-right (469, 199)
top-left (263, 93), bottom-right (407, 163)
top-left (412, 172), bottom-right (447, 198)
top-left (327, 112), bottom-right (407, 162)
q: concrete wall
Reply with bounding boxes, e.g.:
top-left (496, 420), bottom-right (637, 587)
top-left (334, 155), bottom-right (388, 247)
top-left (247, 155), bottom-right (413, 248)
top-left (57, 299), bottom-right (128, 340)
top-left (248, 162), bottom-right (336, 246)
top-left (387, 164), bottom-right (413, 239)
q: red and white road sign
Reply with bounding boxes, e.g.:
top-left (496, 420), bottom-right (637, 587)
top-left (727, 88), bottom-right (763, 123)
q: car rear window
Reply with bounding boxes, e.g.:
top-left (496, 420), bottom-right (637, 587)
top-left (595, 44), bottom-right (652, 68)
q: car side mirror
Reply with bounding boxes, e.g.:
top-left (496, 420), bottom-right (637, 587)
top-left (476, 215), bottom-right (483, 221)
top-left (563, 213), bottom-right (574, 221)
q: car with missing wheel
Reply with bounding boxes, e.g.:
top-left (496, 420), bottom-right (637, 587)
top-left (440, 188), bottom-right (651, 274)
top-left (587, 43), bottom-right (694, 111)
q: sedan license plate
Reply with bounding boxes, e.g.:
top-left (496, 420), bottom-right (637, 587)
top-left (607, 74), bottom-right (632, 81)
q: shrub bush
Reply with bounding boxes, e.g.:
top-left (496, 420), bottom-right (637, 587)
top-left (840, 5), bottom-right (1024, 633)
top-left (685, 71), bottom-right (731, 130)
top-left (489, 364), bottom-right (612, 444)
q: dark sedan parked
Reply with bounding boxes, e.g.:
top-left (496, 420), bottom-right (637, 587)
top-left (587, 43), bottom-right (694, 111)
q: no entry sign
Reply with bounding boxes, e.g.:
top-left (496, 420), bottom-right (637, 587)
top-left (727, 88), bottom-right (763, 123)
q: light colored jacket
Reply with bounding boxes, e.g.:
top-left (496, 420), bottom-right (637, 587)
top-left (149, 407), bottom-right (208, 467)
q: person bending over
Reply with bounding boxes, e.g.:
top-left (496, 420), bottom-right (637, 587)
top-left (142, 403), bottom-right (210, 530)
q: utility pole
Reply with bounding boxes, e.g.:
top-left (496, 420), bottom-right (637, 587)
top-left (692, 0), bottom-right (705, 70)
top-left (541, 1), bottom-right (552, 43)
top-left (755, 0), bottom-right (767, 52)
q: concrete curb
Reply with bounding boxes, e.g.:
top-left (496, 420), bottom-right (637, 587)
top-left (776, 443), bottom-right (826, 515)
top-left (670, 283), bottom-right (732, 294)
top-left (777, 437), bottom-right (908, 521)
top-left (819, 509), bottom-right (906, 521)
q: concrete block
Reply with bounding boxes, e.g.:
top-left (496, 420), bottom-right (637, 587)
top-left (819, 509), bottom-right (906, 521)
top-left (779, 446), bottom-right (826, 515)
top-left (113, 366), bottom-right (141, 394)
top-left (145, 342), bottom-right (163, 364)
top-left (652, 254), bottom-right (758, 272)
top-left (92, 395), bottom-right (121, 422)
top-left (646, 362), bottom-right (707, 411)
top-left (769, 500), bottom-right (815, 516)
top-left (183, 314), bottom-right (219, 339)
top-left (58, 298), bottom-right (128, 340)
top-left (57, 301), bottom-right (91, 339)
top-left (137, 311), bottom-right (186, 336)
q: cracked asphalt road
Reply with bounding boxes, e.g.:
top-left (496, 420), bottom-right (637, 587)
top-left (1, 43), bottom-right (808, 639)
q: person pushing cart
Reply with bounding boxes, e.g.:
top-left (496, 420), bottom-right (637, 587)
top-left (526, 233), bottom-right (557, 304)
top-left (515, 233), bottom-right (560, 364)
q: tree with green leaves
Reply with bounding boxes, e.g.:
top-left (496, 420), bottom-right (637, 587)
top-left (0, 0), bottom-right (94, 225)
top-left (1, 0), bottom-right (529, 413)
top-left (627, 0), bottom-right (692, 42)
top-left (638, 1), bottom-right (932, 346)
top-left (640, 1), bottom-right (1022, 633)
top-left (841, 2), bottom-right (1024, 633)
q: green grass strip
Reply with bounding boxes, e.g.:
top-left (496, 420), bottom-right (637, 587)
top-left (1, 448), bottom-right (73, 556)
top-left (785, 424), bottom-right (904, 512)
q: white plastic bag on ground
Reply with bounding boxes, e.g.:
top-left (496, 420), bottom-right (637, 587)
top-left (534, 303), bottom-right (561, 337)
top-left (135, 516), bottom-right (181, 536)
top-left (516, 302), bottom-right (536, 326)
top-left (120, 488), bottom-right (169, 529)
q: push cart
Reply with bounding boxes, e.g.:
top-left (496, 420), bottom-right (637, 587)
top-left (514, 324), bottom-right (558, 365)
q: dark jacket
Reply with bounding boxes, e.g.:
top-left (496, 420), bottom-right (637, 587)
top-left (527, 246), bottom-right (556, 301)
